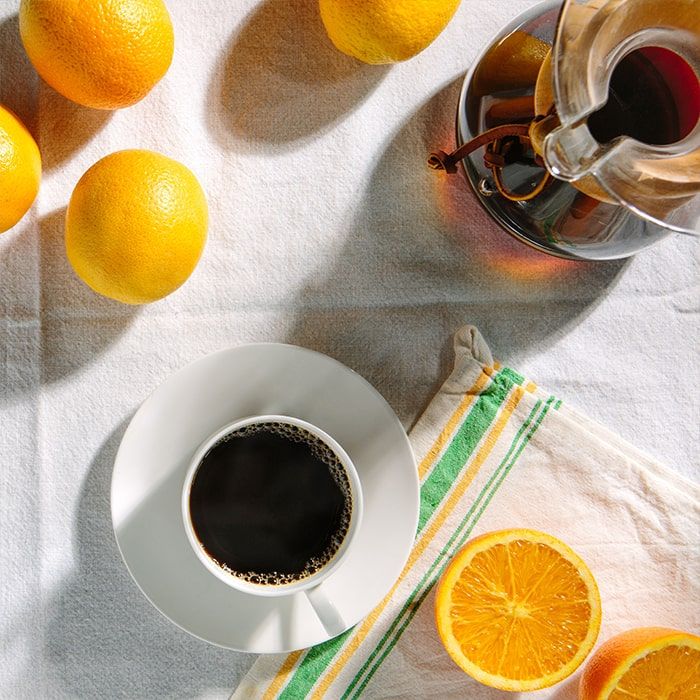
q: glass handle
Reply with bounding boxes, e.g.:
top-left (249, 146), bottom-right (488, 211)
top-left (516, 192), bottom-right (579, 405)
top-left (544, 122), bottom-right (602, 182)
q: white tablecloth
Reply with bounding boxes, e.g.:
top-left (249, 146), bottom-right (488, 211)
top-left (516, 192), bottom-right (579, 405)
top-left (0, 0), bottom-right (697, 697)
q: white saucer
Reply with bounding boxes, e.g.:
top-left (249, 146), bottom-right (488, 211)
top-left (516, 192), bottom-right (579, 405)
top-left (111, 344), bottom-right (419, 653)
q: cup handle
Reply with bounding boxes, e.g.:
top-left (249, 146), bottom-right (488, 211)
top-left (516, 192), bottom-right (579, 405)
top-left (305, 583), bottom-right (346, 637)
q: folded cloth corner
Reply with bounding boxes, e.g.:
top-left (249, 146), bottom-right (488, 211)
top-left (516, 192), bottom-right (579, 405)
top-left (233, 326), bottom-right (700, 700)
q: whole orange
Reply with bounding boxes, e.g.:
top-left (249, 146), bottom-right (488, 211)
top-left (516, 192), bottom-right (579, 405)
top-left (65, 150), bottom-right (208, 304)
top-left (320, 0), bottom-right (461, 64)
top-left (19, 0), bottom-right (174, 109)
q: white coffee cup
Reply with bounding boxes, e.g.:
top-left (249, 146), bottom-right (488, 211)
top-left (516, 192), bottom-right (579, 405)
top-left (182, 415), bottom-right (363, 636)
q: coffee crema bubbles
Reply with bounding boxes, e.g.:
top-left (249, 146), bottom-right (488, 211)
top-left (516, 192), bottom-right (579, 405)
top-left (188, 421), bottom-right (352, 586)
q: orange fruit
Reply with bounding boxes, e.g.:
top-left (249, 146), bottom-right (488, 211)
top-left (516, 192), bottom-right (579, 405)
top-left (319, 0), bottom-right (461, 64)
top-left (435, 529), bottom-right (601, 691)
top-left (19, 0), bottom-right (174, 109)
top-left (0, 105), bottom-right (41, 233)
top-left (65, 150), bottom-right (208, 304)
top-left (579, 627), bottom-right (700, 699)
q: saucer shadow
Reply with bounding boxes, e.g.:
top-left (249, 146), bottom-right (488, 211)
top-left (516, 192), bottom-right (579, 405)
top-left (0, 208), bottom-right (138, 407)
top-left (207, 0), bottom-right (388, 149)
top-left (0, 15), bottom-right (111, 170)
top-left (43, 420), bottom-right (253, 698)
top-left (285, 76), bottom-right (628, 427)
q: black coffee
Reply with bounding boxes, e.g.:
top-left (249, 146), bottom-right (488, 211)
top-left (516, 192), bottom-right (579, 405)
top-left (587, 48), bottom-right (697, 147)
top-left (189, 422), bottom-right (352, 585)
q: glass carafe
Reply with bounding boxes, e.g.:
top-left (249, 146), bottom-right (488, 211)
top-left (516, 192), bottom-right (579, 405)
top-left (435, 0), bottom-right (700, 260)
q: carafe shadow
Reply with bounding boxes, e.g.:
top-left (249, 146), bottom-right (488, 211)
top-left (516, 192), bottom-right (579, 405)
top-left (285, 76), bottom-right (628, 428)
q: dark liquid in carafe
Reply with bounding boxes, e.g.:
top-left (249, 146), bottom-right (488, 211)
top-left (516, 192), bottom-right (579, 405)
top-left (188, 422), bottom-right (351, 586)
top-left (588, 47), bottom-right (700, 146)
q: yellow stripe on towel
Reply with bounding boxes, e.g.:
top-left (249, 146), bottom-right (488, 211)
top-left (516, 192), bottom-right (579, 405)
top-left (308, 385), bottom-right (524, 699)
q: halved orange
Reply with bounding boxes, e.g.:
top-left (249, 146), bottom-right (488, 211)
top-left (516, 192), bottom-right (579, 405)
top-left (579, 627), bottom-right (700, 699)
top-left (435, 529), bottom-right (601, 691)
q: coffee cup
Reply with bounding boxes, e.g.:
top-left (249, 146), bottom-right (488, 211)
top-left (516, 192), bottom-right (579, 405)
top-left (182, 415), bottom-right (363, 636)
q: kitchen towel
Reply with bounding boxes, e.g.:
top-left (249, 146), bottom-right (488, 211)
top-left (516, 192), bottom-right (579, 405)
top-left (234, 326), bottom-right (700, 699)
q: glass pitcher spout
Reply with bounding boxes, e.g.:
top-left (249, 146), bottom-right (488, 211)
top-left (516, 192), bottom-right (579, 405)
top-left (545, 0), bottom-right (700, 236)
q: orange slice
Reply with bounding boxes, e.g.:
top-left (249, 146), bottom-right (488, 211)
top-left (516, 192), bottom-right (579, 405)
top-left (435, 529), bottom-right (601, 691)
top-left (579, 627), bottom-right (700, 699)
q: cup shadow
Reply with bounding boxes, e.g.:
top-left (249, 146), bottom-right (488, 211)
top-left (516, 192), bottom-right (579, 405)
top-left (0, 15), bottom-right (111, 170)
top-left (206, 0), bottom-right (388, 150)
top-left (42, 419), bottom-right (253, 699)
top-left (285, 76), bottom-right (629, 427)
